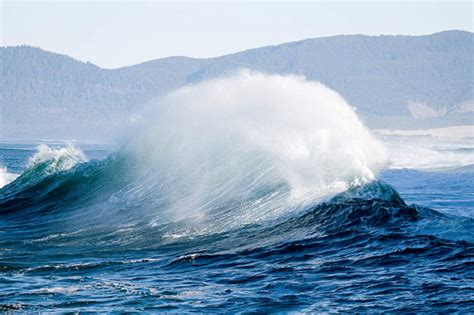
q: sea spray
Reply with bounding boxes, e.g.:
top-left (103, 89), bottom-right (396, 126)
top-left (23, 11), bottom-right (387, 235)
top-left (126, 70), bottom-right (389, 226)
top-left (1, 72), bottom-right (389, 234)
top-left (0, 166), bottom-right (18, 189)
top-left (27, 144), bottom-right (88, 174)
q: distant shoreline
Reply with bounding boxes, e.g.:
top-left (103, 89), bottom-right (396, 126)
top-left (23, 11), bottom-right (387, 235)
top-left (374, 125), bottom-right (474, 139)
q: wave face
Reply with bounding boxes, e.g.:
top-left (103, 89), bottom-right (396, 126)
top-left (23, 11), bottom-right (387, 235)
top-left (0, 73), bottom-right (472, 312)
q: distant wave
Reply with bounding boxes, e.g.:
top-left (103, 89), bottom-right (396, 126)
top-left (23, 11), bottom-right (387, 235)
top-left (382, 136), bottom-right (474, 171)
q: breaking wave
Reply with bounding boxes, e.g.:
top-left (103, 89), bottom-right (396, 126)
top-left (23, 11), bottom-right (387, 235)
top-left (0, 71), bottom-right (391, 237)
top-left (2, 71), bottom-right (470, 248)
top-left (1, 72), bottom-right (472, 312)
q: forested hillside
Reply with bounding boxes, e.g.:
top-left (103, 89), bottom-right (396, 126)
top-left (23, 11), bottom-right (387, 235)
top-left (1, 30), bottom-right (472, 140)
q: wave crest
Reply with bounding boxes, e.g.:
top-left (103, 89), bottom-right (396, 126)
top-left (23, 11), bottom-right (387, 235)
top-left (27, 144), bottom-right (87, 174)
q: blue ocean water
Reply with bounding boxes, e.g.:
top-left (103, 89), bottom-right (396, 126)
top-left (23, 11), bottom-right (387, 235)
top-left (0, 141), bottom-right (473, 312)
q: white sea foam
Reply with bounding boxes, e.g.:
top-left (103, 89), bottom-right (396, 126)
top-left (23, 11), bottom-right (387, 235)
top-left (27, 144), bottom-right (87, 173)
top-left (0, 144), bottom-right (87, 189)
top-left (0, 166), bottom-right (18, 189)
top-left (127, 70), bottom-right (388, 225)
top-left (381, 135), bottom-right (474, 171)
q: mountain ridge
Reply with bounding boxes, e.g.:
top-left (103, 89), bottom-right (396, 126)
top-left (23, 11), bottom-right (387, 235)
top-left (5, 30), bottom-right (471, 69)
top-left (1, 30), bottom-right (473, 140)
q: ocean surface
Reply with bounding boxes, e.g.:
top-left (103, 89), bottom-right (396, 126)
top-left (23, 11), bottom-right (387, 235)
top-left (0, 74), bottom-right (473, 312)
top-left (0, 135), bottom-right (473, 313)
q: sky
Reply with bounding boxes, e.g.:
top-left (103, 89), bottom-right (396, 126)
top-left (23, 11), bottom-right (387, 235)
top-left (1, 1), bottom-right (472, 68)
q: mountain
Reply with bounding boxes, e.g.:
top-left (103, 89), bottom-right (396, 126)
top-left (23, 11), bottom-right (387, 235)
top-left (1, 30), bottom-right (473, 140)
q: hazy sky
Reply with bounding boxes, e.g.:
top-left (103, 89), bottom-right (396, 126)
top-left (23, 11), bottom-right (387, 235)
top-left (1, 1), bottom-right (472, 68)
